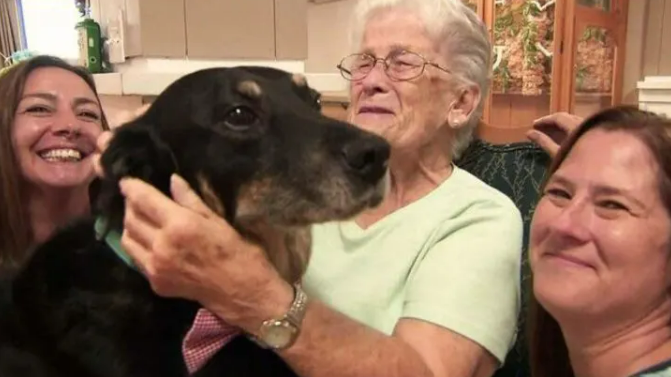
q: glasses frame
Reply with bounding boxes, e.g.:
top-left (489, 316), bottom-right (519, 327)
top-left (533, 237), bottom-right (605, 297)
top-left (336, 50), bottom-right (452, 82)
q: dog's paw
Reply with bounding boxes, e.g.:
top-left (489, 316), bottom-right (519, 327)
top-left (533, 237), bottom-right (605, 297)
top-left (101, 125), bottom-right (177, 190)
top-left (96, 124), bottom-right (178, 229)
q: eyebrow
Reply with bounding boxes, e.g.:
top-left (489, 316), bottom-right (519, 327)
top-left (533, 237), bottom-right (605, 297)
top-left (21, 92), bottom-right (100, 108)
top-left (361, 44), bottom-right (416, 56)
top-left (550, 174), bottom-right (648, 210)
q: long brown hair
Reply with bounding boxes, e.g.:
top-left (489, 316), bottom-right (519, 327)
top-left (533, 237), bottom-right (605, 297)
top-left (527, 106), bottom-right (671, 377)
top-left (0, 55), bottom-right (109, 269)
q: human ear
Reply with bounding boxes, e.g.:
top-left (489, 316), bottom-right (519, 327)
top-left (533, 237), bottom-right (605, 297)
top-left (447, 85), bottom-right (480, 129)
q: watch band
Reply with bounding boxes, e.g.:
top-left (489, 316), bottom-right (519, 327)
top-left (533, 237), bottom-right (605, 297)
top-left (248, 282), bottom-right (309, 350)
top-left (285, 283), bottom-right (309, 326)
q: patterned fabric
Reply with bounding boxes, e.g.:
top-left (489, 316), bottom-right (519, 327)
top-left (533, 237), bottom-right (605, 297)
top-left (456, 138), bottom-right (551, 377)
top-left (182, 308), bottom-right (240, 374)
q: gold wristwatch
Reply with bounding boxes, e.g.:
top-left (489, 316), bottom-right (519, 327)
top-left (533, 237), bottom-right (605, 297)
top-left (255, 283), bottom-right (308, 350)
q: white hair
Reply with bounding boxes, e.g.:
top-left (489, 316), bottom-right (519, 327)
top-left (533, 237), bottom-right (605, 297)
top-left (349, 0), bottom-right (492, 159)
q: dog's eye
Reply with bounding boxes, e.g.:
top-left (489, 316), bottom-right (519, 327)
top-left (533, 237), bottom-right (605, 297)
top-left (224, 106), bottom-right (259, 131)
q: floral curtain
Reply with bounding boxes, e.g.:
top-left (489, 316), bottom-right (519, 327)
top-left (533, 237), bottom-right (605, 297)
top-left (0, 0), bottom-right (22, 68)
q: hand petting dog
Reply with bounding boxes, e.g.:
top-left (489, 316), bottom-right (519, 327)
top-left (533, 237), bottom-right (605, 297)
top-left (124, 175), bottom-right (294, 332)
top-left (94, 129), bottom-right (294, 335)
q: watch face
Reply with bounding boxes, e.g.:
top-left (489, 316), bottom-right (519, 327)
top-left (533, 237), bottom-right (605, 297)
top-left (259, 319), bottom-right (298, 349)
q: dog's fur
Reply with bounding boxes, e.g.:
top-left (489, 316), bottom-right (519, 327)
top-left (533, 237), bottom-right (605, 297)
top-left (0, 66), bottom-right (390, 377)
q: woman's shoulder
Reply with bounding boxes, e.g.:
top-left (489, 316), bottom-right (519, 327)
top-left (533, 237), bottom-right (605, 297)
top-left (436, 167), bottom-right (521, 218)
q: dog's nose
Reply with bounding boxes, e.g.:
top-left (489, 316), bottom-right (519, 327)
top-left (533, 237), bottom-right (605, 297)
top-left (341, 137), bottom-right (390, 183)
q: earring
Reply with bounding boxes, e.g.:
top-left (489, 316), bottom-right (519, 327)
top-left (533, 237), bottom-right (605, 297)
top-left (448, 116), bottom-right (461, 128)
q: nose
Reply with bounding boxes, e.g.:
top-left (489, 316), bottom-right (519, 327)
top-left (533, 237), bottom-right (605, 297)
top-left (341, 136), bottom-right (390, 184)
top-left (360, 61), bottom-right (389, 94)
top-left (548, 200), bottom-right (591, 242)
top-left (53, 111), bottom-right (81, 138)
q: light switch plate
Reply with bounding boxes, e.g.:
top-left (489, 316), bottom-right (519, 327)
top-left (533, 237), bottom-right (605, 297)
top-left (105, 8), bottom-right (126, 63)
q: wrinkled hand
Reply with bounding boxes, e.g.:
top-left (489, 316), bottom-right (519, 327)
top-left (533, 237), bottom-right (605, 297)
top-left (118, 174), bottom-right (293, 331)
top-left (526, 112), bottom-right (583, 158)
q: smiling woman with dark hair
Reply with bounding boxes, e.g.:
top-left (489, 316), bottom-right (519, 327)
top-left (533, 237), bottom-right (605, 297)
top-left (528, 106), bottom-right (671, 377)
top-left (0, 55), bottom-right (109, 269)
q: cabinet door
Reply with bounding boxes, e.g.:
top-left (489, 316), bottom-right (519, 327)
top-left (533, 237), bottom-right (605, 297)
top-left (481, 0), bottom-right (562, 142)
top-left (559, 0), bottom-right (628, 117)
top-left (275, 0), bottom-right (308, 59)
top-left (137, 0), bottom-right (187, 58)
top-left (185, 0), bottom-right (275, 59)
top-left (461, 0), bottom-right (485, 18)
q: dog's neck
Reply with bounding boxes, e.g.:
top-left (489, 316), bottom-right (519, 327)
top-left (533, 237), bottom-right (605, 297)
top-left (94, 217), bottom-right (137, 269)
top-left (235, 218), bottom-right (311, 285)
top-left (94, 214), bottom-right (311, 286)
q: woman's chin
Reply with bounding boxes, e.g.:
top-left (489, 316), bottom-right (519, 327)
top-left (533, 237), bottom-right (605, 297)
top-left (533, 277), bottom-right (599, 318)
top-left (25, 165), bottom-right (95, 191)
top-left (352, 114), bottom-right (395, 130)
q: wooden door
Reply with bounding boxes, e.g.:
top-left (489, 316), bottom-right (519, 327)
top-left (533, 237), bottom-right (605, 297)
top-left (474, 0), bottom-right (629, 143)
top-left (480, 0), bottom-right (563, 143)
top-left (559, 0), bottom-right (629, 117)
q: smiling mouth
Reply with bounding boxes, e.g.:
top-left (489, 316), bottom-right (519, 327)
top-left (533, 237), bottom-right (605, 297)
top-left (358, 107), bottom-right (394, 115)
top-left (548, 254), bottom-right (594, 269)
top-left (38, 148), bottom-right (86, 163)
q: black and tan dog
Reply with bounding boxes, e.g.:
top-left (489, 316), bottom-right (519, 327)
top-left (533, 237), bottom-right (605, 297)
top-left (0, 66), bottom-right (389, 377)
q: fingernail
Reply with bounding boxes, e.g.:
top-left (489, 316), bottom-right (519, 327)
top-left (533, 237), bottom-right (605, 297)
top-left (170, 174), bottom-right (180, 187)
top-left (119, 178), bottom-right (130, 195)
top-left (170, 174), bottom-right (188, 192)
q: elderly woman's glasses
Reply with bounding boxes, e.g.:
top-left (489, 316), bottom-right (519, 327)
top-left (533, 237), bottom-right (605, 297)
top-left (337, 51), bottom-right (451, 82)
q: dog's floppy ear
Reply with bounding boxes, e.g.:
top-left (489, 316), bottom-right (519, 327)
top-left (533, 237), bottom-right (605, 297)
top-left (95, 121), bottom-right (178, 232)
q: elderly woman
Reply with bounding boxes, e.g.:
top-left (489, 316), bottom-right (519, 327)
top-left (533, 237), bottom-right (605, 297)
top-left (104, 0), bottom-right (523, 376)
top-left (0, 55), bottom-right (109, 269)
top-left (528, 106), bottom-right (671, 377)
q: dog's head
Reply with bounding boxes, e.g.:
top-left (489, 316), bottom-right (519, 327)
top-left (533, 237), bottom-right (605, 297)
top-left (97, 67), bottom-right (389, 283)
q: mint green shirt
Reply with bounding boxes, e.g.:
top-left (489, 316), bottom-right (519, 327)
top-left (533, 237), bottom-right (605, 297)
top-left (636, 359), bottom-right (671, 376)
top-left (302, 166), bottom-right (523, 362)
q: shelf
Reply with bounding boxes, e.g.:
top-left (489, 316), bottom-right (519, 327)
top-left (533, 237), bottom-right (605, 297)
top-left (492, 91), bottom-right (551, 96)
top-left (574, 92), bottom-right (612, 98)
top-left (92, 57), bottom-right (349, 96)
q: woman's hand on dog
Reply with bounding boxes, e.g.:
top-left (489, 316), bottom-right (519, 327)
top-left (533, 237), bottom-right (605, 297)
top-left (118, 174), bottom-right (295, 332)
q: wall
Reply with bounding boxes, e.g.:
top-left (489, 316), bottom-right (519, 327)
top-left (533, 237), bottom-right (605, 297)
top-left (99, 95), bottom-right (144, 129)
top-left (643, 0), bottom-right (671, 76)
top-left (621, 0), bottom-right (649, 104)
top-left (622, 0), bottom-right (671, 105)
top-left (305, 0), bottom-right (356, 74)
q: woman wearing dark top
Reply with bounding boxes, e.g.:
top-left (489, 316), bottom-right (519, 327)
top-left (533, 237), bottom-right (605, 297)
top-left (0, 55), bottom-right (109, 270)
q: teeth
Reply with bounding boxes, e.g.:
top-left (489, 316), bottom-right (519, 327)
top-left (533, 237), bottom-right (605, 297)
top-left (40, 149), bottom-right (82, 162)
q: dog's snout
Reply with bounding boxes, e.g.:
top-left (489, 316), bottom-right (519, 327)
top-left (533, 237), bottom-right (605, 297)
top-left (341, 137), bottom-right (390, 183)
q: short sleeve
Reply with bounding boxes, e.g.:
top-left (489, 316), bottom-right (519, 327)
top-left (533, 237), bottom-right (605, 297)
top-left (402, 199), bottom-right (523, 363)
